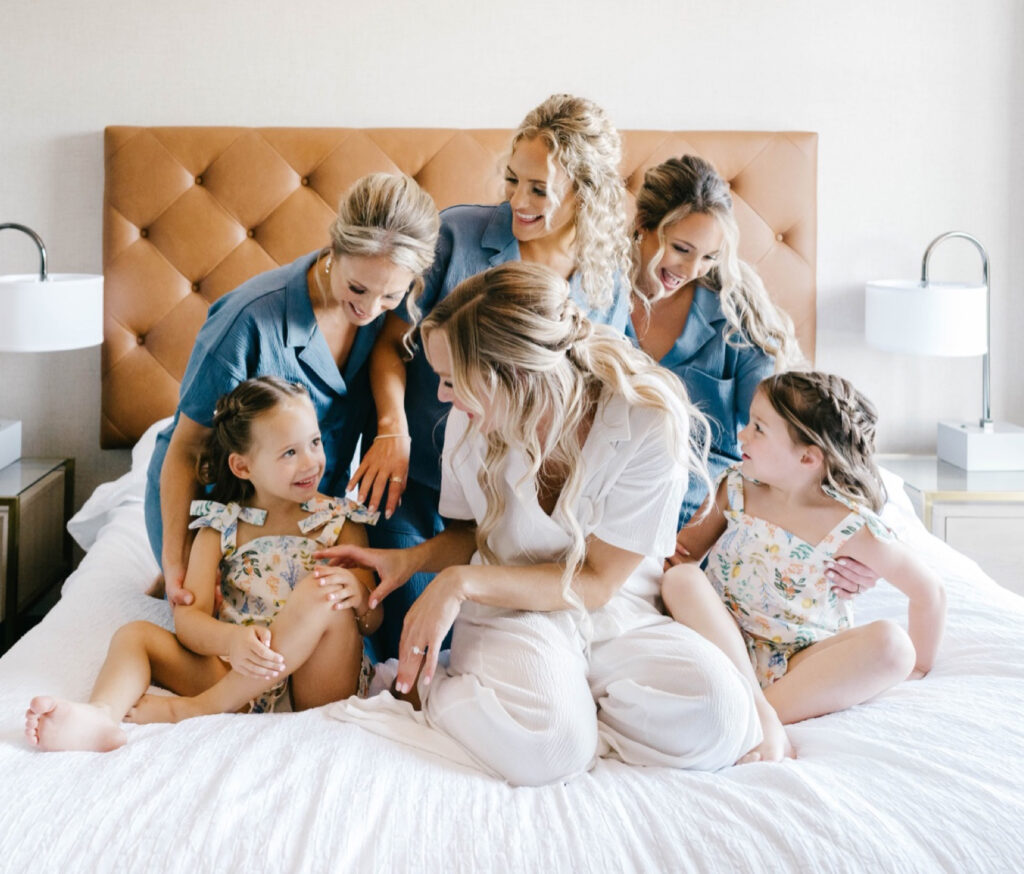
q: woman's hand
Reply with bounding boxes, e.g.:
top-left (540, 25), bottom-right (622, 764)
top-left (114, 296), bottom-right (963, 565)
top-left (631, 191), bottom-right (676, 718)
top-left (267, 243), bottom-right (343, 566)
top-left (162, 556), bottom-right (193, 606)
top-left (228, 625), bottom-right (285, 679)
top-left (347, 435), bottom-right (411, 520)
top-left (394, 568), bottom-right (465, 694)
top-left (312, 565), bottom-right (370, 614)
top-left (315, 543), bottom-right (419, 608)
top-left (827, 556), bottom-right (880, 599)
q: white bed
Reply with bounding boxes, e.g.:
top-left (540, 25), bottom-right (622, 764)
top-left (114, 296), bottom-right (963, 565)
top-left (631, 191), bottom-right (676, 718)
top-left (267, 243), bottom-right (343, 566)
top-left (2, 421), bottom-right (1023, 873)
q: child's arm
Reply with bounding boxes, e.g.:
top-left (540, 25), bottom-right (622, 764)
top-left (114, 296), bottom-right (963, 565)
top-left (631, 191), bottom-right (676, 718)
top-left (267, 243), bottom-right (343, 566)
top-left (173, 528), bottom-right (284, 678)
top-left (666, 478), bottom-right (730, 568)
top-left (347, 313), bottom-right (411, 519)
top-left (842, 528), bottom-right (947, 676)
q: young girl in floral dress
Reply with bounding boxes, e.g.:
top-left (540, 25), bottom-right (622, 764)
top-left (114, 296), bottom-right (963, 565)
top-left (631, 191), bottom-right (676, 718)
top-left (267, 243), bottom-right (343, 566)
top-left (662, 371), bottom-right (946, 762)
top-left (26, 377), bottom-right (379, 751)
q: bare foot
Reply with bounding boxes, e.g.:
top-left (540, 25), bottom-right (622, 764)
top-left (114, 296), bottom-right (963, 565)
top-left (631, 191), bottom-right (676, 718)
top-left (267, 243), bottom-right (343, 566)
top-left (24, 696), bottom-right (127, 753)
top-left (736, 696), bottom-right (796, 764)
top-left (126, 693), bottom-right (212, 724)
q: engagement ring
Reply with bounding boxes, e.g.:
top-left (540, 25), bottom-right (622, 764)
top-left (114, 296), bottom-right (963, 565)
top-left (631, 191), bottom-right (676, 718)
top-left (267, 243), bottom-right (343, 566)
top-left (411, 645), bottom-right (425, 656)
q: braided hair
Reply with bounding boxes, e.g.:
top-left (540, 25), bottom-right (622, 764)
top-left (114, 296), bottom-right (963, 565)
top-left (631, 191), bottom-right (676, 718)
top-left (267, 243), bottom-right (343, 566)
top-left (759, 371), bottom-right (887, 511)
top-left (197, 376), bottom-right (311, 504)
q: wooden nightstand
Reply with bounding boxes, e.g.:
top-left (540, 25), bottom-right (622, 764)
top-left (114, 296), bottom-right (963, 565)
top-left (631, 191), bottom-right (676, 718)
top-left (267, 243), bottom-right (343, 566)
top-left (0, 458), bottom-right (74, 651)
top-left (878, 455), bottom-right (1024, 595)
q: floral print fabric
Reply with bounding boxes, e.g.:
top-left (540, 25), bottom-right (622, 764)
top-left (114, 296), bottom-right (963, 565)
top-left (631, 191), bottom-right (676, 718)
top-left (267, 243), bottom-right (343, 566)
top-left (188, 496), bottom-right (378, 710)
top-left (704, 467), bottom-right (894, 687)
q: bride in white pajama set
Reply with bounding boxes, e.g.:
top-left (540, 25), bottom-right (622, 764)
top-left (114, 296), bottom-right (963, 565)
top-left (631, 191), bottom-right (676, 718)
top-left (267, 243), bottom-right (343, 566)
top-left (324, 262), bottom-right (760, 786)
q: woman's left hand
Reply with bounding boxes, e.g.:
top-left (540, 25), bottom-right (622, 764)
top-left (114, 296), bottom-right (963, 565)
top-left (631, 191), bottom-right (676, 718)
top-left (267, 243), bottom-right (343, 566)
top-left (827, 556), bottom-right (880, 599)
top-left (394, 568), bottom-right (465, 694)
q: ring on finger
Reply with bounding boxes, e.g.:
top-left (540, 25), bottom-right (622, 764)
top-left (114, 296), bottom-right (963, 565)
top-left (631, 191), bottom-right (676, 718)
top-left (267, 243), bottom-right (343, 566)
top-left (411, 645), bottom-right (427, 656)
top-left (390, 476), bottom-right (404, 484)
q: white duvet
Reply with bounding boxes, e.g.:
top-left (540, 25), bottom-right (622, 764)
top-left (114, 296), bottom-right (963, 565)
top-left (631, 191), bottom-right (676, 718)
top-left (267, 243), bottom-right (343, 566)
top-left (1, 441), bottom-right (1023, 873)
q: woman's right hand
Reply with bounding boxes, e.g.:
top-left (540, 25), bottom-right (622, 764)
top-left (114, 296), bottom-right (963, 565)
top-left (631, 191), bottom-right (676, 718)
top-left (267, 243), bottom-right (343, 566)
top-left (347, 436), bottom-right (411, 520)
top-left (162, 557), bottom-right (193, 606)
top-left (228, 625), bottom-right (285, 679)
top-left (315, 543), bottom-right (418, 608)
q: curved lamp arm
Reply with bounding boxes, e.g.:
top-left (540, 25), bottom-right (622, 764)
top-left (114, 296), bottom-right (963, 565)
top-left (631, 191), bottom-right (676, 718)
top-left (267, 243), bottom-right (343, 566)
top-left (0, 223), bottom-right (48, 281)
top-left (921, 231), bottom-right (991, 428)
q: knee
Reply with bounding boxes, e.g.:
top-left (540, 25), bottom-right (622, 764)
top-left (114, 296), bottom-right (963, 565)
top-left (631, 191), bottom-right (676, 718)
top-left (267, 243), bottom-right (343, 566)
top-left (497, 725), bottom-right (597, 787)
top-left (863, 620), bottom-right (916, 678)
top-left (109, 620), bottom-right (164, 650)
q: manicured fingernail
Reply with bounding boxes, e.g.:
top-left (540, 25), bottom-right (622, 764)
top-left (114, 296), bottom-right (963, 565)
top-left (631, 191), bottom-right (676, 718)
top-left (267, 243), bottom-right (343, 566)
top-left (837, 559), bottom-right (847, 566)
top-left (825, 571), bottom-right (834, 578)
top-left (385, 510), bottom-right (393, 520)
top-left (369, 599), bottom-right (378, 609)
top-left (423, 675), bottom-right (431, 686)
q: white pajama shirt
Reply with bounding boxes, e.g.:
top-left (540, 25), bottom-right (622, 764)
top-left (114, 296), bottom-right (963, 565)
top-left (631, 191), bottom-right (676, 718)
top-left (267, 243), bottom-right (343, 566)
top-left (424, 396), bottom-right (760, 786)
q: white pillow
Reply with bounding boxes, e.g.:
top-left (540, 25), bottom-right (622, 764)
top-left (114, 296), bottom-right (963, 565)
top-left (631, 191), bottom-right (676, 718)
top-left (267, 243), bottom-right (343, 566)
top-left (68, 416), bottom-right (173, 550)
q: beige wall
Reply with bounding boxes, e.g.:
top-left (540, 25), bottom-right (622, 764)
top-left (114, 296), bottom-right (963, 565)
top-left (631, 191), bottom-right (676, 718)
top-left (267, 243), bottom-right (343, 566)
top-left (1, 0), bottom-right (1021, 506)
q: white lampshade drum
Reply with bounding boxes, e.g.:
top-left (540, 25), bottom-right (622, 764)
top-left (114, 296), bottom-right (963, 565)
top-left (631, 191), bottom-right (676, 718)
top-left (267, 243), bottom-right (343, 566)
top-left (0, 273), bottom-right (104, 352)
top-left (865, 280), bottom-right (987, 357)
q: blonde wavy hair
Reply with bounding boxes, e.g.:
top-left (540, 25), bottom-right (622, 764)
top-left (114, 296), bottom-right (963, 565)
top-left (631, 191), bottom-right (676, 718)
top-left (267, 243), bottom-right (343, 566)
top-left (420, 262), bottom-right (710, 615)
top-left (632, 155), bottom-right (802, 370)
top-left (760, 371), bottom-right (887, 512)
top-left (318, 172), bottom-right (440, 323)
top-left (509, 94), bottom-right (630, 314)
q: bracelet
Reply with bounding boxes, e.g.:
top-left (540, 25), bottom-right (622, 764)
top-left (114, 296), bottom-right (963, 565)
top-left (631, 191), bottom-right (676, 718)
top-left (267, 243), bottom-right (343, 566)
top-left (374, 433), bottom-right (411, 440)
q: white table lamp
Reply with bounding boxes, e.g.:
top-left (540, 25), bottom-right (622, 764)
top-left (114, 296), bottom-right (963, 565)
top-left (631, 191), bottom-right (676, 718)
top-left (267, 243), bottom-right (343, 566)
top-left (0, 223), bottom-right (104, 468)
top-left (865, 231), bottom-right (1024, 471)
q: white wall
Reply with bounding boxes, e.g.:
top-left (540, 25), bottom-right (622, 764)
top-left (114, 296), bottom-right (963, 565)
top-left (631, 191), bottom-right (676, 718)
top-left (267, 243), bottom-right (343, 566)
top-left (1, 0), bottom-right (1020, 505)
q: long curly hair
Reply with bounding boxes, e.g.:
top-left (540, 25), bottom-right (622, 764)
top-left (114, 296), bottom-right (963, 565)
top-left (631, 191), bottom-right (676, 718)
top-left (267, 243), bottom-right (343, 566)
top-left (759, 371), bottom-right (886, 511)
top-left (633, 155), bottom-right (802, 370)
top-left (421, 262), bottom-right (710, 614)
top-left (509, 94), bottom-right (631, 314)
top-left (197, 376), bottom-right (312, 504)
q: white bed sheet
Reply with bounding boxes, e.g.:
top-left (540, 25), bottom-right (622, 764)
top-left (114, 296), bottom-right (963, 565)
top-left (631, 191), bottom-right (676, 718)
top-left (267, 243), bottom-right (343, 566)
top-left (1, 461), bottom-right (1023, 873)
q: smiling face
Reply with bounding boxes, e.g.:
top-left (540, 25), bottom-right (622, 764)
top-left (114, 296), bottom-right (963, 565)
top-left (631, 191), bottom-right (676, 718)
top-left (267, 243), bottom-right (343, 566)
top-left (229, 396), bottom-right (326, 505)
top-left (504, 136), bottom-right (577, 243)
top-left (424, 329), bottom-right (498, 434)
top-left (737, 389), bottom-right (809, 485)
top-left (329, 253), bottom-right (415, 326)
top-left (638, 211), bottom-right (724, 299)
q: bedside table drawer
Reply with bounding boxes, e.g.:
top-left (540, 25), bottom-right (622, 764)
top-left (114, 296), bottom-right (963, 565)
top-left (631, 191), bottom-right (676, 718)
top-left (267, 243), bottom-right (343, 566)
top-left (937, 505), bottom-right (1024, 596)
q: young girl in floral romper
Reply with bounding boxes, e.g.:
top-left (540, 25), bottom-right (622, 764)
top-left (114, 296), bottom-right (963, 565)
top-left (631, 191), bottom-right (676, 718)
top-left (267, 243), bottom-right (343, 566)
top-left (662, 371), bottom-right (946, 762)
top-left (26, 377), bottom-right (380, 751)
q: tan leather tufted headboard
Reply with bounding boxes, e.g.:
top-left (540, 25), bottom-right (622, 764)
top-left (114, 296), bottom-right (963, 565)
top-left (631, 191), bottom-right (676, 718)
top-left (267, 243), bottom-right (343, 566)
top-left (102, 127), bottom-right (817, 448)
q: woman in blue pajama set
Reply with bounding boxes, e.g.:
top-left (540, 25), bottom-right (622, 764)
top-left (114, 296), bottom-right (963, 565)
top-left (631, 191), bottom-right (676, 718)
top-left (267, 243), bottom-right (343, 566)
top-left (626, 156), bottom-right (803, 527)
top-left (349, 95), bottom-right (632, 660)
top-left (144, 174), bottom-right (440, 607)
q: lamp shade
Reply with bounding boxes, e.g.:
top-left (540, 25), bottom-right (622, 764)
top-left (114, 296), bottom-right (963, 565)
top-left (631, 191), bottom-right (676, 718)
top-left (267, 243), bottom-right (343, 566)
top-left (0, 273), bottom-right (103, 352)
top-left (864, 280), bottom-right (987, 357)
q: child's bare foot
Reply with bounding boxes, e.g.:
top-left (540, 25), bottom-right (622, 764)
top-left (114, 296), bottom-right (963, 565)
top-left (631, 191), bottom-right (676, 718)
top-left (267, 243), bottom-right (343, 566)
top-left (736, 697), bottom-right (795, 764)
top-left (126, 693), bottom-right (212, 724)
top-left (24, 696), bottom-right (127, 752)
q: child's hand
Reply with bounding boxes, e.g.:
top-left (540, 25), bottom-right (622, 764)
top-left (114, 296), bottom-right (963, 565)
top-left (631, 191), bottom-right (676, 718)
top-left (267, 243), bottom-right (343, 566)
top-left (228, 626), bottom-right (285, 680)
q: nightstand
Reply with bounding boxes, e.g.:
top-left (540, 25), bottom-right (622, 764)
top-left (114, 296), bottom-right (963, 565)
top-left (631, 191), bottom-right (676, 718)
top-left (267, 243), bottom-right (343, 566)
top-left (0, 458), bottom-right (74, 651)
top-left (878, 455), bottom-right (1024, 596)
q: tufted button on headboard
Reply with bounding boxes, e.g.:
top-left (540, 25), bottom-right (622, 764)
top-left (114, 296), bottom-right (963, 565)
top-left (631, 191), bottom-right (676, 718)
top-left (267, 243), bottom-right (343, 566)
top-left (102, 126), bottom-right (816, 448)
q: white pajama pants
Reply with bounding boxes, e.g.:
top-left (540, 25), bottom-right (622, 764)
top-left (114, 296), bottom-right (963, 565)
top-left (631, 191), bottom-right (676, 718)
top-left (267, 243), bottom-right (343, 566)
top-left (423, 601), bottom-right (761, 787)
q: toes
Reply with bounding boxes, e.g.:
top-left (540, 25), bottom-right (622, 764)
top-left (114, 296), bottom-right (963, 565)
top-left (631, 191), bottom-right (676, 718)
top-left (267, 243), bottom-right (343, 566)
top-left (29, 695), bottom-right (57, 716)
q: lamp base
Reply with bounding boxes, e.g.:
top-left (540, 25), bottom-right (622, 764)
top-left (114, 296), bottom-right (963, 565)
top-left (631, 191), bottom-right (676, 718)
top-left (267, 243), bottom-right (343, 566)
top-left (937, 420), bottom-right (1024, 471)
top-left (0, 419), bottom-right (22, 469)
